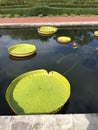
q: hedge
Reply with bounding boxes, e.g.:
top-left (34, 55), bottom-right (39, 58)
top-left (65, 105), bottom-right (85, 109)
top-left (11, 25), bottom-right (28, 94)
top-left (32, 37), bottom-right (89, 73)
top-left (1, 3), bottom-right (98, 9)
top-left (48, 3), bottom-right (98, 8)
top-left (0, 5), bottom-right (32, 9)
top-left (1, 0), bottom-right (98, 6)
top-left (0, 6), bottom-right (98, 17)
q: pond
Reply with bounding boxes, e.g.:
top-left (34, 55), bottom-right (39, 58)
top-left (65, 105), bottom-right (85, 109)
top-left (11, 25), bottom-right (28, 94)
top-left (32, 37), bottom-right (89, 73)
top-left (0, 26), bottom-right (98, 115)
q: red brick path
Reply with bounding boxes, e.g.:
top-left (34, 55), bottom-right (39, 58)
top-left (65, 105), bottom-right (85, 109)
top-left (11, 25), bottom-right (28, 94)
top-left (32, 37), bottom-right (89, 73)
top-left (0, 16), bottom-right (98, 23)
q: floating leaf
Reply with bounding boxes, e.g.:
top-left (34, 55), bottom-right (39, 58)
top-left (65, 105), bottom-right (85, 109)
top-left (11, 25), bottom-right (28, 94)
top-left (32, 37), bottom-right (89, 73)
top-left (5, 69), bottom-right (71, 114)
top-left (38, 26), bottom-right (58, 35)
top-left (8, 44), bottom-right (36, 57)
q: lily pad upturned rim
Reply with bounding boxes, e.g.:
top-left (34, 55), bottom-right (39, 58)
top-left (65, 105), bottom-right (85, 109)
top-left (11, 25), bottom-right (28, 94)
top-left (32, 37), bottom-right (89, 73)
top-left (8, 44), bottom-right (36, 57)
top-left (57, 36), bottom-right (71, 43)
top-left (38, 30), bottom-right (55, 35)
top-left (5, 69), bottom-right (71, 114)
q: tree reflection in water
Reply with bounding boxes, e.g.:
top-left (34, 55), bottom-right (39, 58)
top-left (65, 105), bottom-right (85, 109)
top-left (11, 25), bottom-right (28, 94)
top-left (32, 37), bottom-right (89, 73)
top-left (0, 27), bottom-right (96, 44)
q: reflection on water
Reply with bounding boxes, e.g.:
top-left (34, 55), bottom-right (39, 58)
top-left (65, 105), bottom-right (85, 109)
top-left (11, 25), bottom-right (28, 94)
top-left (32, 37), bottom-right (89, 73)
top-left (0, 27), bottom-right (98, 115)
top-left (9, 53), bottom-right (37, 61)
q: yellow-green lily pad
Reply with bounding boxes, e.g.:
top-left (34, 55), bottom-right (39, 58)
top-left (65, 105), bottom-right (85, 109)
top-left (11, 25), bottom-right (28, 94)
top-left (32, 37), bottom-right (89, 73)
top-left (57, 36), bottom-right (71, 43)
top-left (5, 69), bottom-right (71, 114)
top-left (8, 44), bottom-right (36, 57)
top-left (38, 26), bottom-right (58, 35)
top-left (94, 31), bottom-right (98, 36)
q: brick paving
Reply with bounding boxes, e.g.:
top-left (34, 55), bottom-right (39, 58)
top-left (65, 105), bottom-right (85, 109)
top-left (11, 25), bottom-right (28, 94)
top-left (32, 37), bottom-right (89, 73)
top-left (0, 16), bottom-right (98, 24)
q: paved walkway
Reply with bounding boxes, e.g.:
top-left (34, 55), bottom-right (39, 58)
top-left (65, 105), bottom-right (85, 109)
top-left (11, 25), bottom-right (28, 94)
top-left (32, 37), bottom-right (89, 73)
top-left (0, 16), bottom-right (98, 25)
top-left (1, 114), bottom-right (98, 130)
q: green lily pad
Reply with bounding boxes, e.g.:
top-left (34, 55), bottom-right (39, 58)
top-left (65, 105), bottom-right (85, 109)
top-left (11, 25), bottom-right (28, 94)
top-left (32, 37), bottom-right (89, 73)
top-left (57, 36), bottom-right (71, 43)
top-left (8, 44), bottom-right (36, 57)
top-left (38, 26), bottom-right (58, 35)
top-left (94, 31), bottom-right (98, 36)
top-left (5, 69), bottom-right (70, 114)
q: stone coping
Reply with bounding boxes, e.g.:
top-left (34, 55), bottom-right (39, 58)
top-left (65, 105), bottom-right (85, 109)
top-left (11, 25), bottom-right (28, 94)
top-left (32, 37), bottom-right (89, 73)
top-left (0, 22), bottom-right (98, 28)
top-left (0, 114), bottom-right (98, 130)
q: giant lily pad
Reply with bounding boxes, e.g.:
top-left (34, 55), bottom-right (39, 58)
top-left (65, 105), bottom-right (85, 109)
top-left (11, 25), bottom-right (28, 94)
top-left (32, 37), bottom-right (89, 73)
top-left (38, 26), bottom-right (58, 35)
top-left (5, 69), bottom-right (70, 114)
top-left (8, 44), bottom-right (36, 57)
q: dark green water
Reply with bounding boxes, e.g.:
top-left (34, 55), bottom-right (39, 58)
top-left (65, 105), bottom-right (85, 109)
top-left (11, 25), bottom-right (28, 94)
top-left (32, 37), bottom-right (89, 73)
top-left (0, 27), bottom-right (98, 115)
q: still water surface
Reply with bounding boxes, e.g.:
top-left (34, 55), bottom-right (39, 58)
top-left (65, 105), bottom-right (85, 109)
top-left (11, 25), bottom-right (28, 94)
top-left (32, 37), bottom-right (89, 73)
top-left (0, 27), bottom-right (98, 115)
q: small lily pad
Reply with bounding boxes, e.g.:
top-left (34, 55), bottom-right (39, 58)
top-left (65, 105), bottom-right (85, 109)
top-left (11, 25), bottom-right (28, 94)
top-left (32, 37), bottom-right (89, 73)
top-left (57, 36), bottom-right (71, 43)
top-left (5, 69), bottom-right (71, 114)
top-left (94, 31), bottom-right (98, 36)
top-left (38, 26), bottom-right (58, 35)
top-left (8, 44), bottom-right (36, 57)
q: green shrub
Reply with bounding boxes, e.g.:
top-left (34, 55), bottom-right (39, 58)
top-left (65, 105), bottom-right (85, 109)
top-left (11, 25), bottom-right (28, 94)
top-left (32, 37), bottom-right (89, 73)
top-left (1, 0), bottom-right (98, 6)
top-left (48, 3), bottom-right (98, 8)
top-left (0, 6), bottom-right (98, 16)
top-left (0, 14), bottom-right (5, 18)
top-left (0, 5), bottom-right (32, 9)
